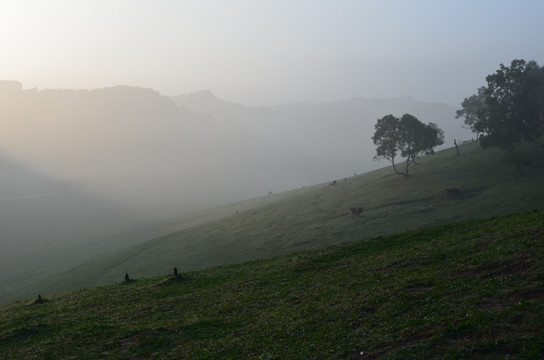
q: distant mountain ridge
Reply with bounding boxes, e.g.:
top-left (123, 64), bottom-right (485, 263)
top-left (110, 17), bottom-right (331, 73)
top-left (172, 91), bottom-right (473, 175)
top-left (0, 83), bottom-right (330, 213)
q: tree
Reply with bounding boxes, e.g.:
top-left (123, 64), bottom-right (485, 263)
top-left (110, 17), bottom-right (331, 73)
top-left (457, 59), bottom-right (544, 176)
top-left (422, 122), bottom-right (445, 155)
top-left (372, 114), bottom-right (444, 177)
top-left (455, 87), bottom-right (487, 138)
top-left (372, 114), bottom-right (403, 176)
top-left (398, 113), bottom-right (427, 169)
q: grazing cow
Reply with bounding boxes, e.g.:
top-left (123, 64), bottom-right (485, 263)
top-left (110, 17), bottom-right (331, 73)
top-left (329, 180), bottom-right (337, 186)
top-left (445, 188), bottom-right (462, 199)
top-left (350, 207), bottom-right (363, 218)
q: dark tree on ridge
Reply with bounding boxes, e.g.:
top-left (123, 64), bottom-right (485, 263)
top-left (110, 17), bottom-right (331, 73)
top-left (456, 59), bottom-right (544, 176)
top-left (372, 114), bottom-right (444, 177)
top-left (372, 114), bottom-right (402, 175)
top-left (455, 87), bottom-right (487, 139)
top-left (422, 122), bottom-right (445, 155)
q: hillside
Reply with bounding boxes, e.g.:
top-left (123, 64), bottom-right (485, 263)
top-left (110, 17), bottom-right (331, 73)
top-left (5, 139), bottom-right (542, 304)
top-left (0, 154), bottom-right (144, 261)
top-left (1, 209), bottom-right (542, 359)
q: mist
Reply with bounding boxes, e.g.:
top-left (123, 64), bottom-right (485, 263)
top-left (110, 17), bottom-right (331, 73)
top-left (0, 82), bottom-right (336, 263)
top-left (0, 83), bottom-right (326, 215)
top-left (174, 90), bottom-right (474, 175)
top-left (0, 79), bottom-right (474, 266)
top-left (0, 1), bottom-right (543, 305)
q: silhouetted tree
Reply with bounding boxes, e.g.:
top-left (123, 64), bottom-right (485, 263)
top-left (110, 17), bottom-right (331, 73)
top-left (398, 114), bottom-right (427, 168)
top-left (372, 114), bottom-right (403, 176)
top-left (422, 122), bottom-right (445, 155)
top-left (455, 87), bottom-right (487, 139)
top-left (372, 114), bottom-right (444, 177)
top-left (457, 59), bottom-right (544, 176)
top-left (454, 139), bottom-right (460, 155)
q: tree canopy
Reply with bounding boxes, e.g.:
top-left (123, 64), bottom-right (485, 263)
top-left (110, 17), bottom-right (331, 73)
top-left (456, 59), bottom-right (544, 175)
top-left (422, 122), bottom-right (445, 155)
top-left (455, 87), bottom-right (487, 138)
top-left (372, 114), bottom-right (444, 177)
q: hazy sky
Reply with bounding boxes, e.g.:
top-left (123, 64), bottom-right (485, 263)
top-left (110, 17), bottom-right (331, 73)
top-left (1, 0), bottom-right (543, 106)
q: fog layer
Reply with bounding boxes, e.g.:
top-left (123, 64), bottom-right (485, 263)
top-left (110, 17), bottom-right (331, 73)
top-left (0, 81), bottom-right (471, 262)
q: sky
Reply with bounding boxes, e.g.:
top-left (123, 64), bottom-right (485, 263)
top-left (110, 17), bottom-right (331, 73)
top-left (1, 0), bottom-right (544, 106)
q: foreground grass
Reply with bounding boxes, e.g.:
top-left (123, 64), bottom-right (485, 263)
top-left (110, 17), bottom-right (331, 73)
top-left (2, 209), bottom-right (543, 359)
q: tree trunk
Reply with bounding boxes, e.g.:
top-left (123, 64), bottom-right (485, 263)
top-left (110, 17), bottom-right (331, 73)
top-left (391, 157), bottom-right (408, 177)
top-left (404, 159), bottom-right (411, 177)
top-left (454, 139), bottom-right (460, 155)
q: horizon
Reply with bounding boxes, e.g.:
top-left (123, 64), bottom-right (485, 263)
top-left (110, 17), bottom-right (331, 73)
top-left (2, 80), bottom-right (464, 107)
top-left (2, 1), bottom-right (544, 106)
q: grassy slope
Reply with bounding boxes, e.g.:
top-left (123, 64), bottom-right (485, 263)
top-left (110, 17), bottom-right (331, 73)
top-left (44, 140), bottom-right (544, 291)
top-left (1, 209), bottom-right (543, 359)
top-left (0, 194), bottom-right (285, 302)
top-left (1, 139), bottom-right (543, 305)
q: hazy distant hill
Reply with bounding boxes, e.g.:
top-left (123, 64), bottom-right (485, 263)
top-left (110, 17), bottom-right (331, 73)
top-left (0, 82), bottom-right (345, 269)
top-left (0, 153), bottom-right (143, 263)
top-left (1, 82), bottom-right (473, 223)
top-left (173, 91), bottom-right (474, 175)
top-left (0, 153), bottom-right (66, 198)
top-left (0, 83), bottom-right (335, 220)
top-left (0, 82), bottom-right (344, 301)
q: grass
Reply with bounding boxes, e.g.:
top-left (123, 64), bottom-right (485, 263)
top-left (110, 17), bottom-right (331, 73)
top-left (53, 141), bottom-right (544, 285)
top-left (1, 209), bottom-right (543, 359)
top-left (3, 140), bottom-right (544, 303)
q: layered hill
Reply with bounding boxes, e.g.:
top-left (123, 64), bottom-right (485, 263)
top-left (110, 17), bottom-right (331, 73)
top-left (173, 90), bottom-right (474, 175)
top-left (0, 83), bottom-right (337, 301)
top-left (0, 153), bottom-right (144, 261)
top-left (0, 83), bottom-right (327, 220)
